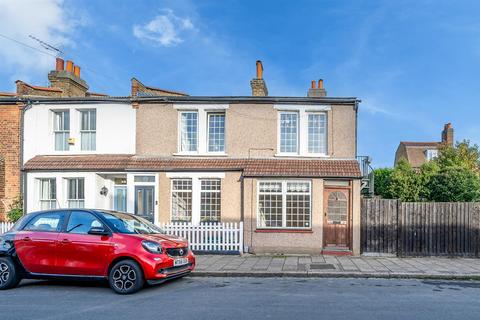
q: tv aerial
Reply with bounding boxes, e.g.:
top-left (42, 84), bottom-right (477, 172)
top-left (28, 35), bottom-right (64, 57)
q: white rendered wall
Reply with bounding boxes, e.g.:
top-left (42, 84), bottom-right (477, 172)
top-left (23, 102), bottom-right (136, 163)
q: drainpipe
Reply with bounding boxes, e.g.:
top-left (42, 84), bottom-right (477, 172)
top-left (20, 99), bottom-right (33, 214)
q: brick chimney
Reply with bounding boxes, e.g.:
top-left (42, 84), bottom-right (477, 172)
top-left (250, 60), bottom-right (268, 96)
top-left (307, 79), bottom-right (327, 97)
top-left (441, 123), bottom-right (454, 146)
top-left (48, 58), bottom-right (89, 97)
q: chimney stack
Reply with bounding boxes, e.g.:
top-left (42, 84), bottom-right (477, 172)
top-left (48, 58), bottom-right (89, 97)
top-left (250, 60), bottom-right (268, 96)
top-left (441, 123), bottom-right (454, 146)
top-left (307, 78), bottom-right (327, 97)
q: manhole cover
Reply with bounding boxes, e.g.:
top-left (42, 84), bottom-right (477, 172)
top-left (309, 263), bottom-right (335, 270)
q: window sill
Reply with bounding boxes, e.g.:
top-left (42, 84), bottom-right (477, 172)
top-left (274, 153), bottom-right (329, 158)
top-left (255, 229), bottom-right (313, 234)
top-left (173, 152), bottom-right (228, 157)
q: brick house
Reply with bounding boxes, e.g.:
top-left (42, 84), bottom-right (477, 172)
top-left (0, 58), bottom-right (104, 221)
top-left (21, 60), bottom-right (366, 255)
top-left (394, 123), bottom-right (454, 168)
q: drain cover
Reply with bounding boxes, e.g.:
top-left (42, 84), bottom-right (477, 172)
top-left (309, 263), bottom-right (335, 270)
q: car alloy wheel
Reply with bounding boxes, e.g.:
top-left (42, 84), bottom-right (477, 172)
top-left (0, 262), bottom-right (10, 285)
top-left (112, 264), bottom-right (137, 292)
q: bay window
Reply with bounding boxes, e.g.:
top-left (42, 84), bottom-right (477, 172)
top-left (258, 180), bottom-right (311, 229)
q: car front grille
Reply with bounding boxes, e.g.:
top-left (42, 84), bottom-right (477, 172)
top-left (166, 247), bottom-right (188, 257)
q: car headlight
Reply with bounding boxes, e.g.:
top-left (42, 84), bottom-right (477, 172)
top-left (142, 240), bottom-right (162, 254)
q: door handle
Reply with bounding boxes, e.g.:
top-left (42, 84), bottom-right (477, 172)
top-left (22, 237), bottom-right (31, 242)
top-left (60, 239), bottom-right (71, 244)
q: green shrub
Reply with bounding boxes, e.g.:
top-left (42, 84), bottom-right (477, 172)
top-left (7, 196), bottom-right (23, 222)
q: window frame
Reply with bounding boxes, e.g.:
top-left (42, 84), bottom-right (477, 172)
top-left (178, 111), bottom-right (199, 154)
top-left (425, 149), bottom-right (438, 161)
top-left (278, 111), bottom-right (299, 154)
top-left (65, 178), bottom-right (85, 208)
top-left (37, 178), bottom-right (57, 210)
top-left (53, 110), bottom-right (70, 151)
top-left (200, 178), bottom-right (222, 222)
top-left (79, 109), bottom-right (96, 151)
top-left (170, 178), bottom-right (193, 222)
top-left (207, 112), bottom-right (226, 153)
top-left (257, 180), bottom-right (312, 230)
top-left (307, 112), bottom-right (327, 155)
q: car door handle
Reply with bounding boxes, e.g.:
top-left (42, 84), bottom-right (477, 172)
top-left (59, 239), bottom-right (71, 244)
top-left (22, 237), bottom-right (31, 242)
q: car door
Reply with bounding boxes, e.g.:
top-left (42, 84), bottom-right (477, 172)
top-left (14, 211), bottom-right (67, 274)
top-left (56, 210), bottom-right (115, 276)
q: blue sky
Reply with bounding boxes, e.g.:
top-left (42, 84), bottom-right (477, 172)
top-left (1, 0), bottom-right (480, 167)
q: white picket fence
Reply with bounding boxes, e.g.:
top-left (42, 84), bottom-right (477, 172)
top-left (158, 222), bottom-right (243, 253)
top-left (0, 222), bottom-right (14, 234)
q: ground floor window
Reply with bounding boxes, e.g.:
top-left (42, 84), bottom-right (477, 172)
top-left (258, 180), bottom-right (311, 229)
top-left (66, 178), bottom-right (85, 208)
top-left (38, 178), bottom-right (56, 210)
top-left (171, 177), bottom-right (222, 223)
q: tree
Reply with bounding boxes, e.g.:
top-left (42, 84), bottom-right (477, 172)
top-left (427, 166), bottom-right (480, 202)
top-left (373, 167), bottom-right (394, 198)
top-left (435, 140), bottom-right (480, 172)
top-left (387, 159), bottom-right (423, 201)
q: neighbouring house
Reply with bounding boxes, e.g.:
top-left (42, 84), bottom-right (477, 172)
top-left (21, 60), bottom-right (366, 255)
top-left (394, 123), bottom-right (454, 168)
top-left (0, 58), bottom-right (104, 221)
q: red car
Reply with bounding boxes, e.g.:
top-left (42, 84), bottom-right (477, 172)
top-left (0, 209), bottom-right (195, 294)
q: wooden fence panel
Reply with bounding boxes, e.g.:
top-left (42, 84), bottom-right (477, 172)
top-left (361, 199), bottom-right (480, 257)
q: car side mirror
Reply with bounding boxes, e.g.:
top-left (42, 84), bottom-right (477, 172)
top-left (88, 226), bottom-right (110, 236)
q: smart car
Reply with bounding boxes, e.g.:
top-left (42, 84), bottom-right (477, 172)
top-left (0, 209), bottom-right (195, 294)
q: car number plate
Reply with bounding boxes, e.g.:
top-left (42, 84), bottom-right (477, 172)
top-left (174, 258), bottom-right (189, 266)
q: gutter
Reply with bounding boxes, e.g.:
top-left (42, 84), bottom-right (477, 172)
top-left (20, 101), bottom-right (33, 213)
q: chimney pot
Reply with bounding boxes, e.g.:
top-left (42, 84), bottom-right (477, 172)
top-left (318, 79), bottom-right (324, 89)
top-left (66, 60), bottom-right (74, 73)
top-left (256, 60), bottom-right (263, 79)
top-left (311, 80), bottom-right (316, 89)
top-left (74, 65), bottom-right (81, 78)
top-left (55, 57), bottom-right (64, 71)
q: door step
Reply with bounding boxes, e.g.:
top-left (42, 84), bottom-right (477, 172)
top-left (321, 248), bottom-right (353, 256)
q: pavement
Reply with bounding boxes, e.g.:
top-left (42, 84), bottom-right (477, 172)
top-left (2, 277), bottom-right (480, 320)
top-left (192, 254), bottom-right (480, 279)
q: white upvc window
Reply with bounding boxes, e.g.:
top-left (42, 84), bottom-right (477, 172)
top-left (426, 149), bottom-right (438, 161)
top-left (53, 110), bottom-right (70, 151)
top-left (80, 109), bottom-right (96, 151)
top-left (275, 105), bottom-right (329, 157)
top-left (257, 180), bottom-right (311, 229)
top-left (168, 172), bottom-right (224, 224)
top-left (38, 178), bottom-right (56, 210)
top-left (66, 178), bottom-right (85, 208)
top-left (176, 104), bottom-right (228, 155)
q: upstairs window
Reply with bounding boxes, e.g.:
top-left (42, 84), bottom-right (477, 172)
top-left (426, 149), bottom-right (438, 161)
top-left (280, 112), bottom-right (298, 153)
top-left (66, 178), bottom-right (85, 208)
top-left (308, 113), bottom-right (327, 154)
top-left (207, 113), bottom-right (225, 152)
top-left (80, 109), bottom-right (96, 151)
top-left (180, 112), bottom-right (198, 152)
top-left (53, 110), bottom-right (70, 151)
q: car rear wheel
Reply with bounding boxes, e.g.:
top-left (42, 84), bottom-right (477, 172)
top-left (109, 260), bottom-right (144, 294)
top-left (0, 257), bottom-right (21, 290)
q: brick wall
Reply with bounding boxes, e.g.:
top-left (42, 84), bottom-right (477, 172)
top-left (0, 104), bottom-right (22, 221)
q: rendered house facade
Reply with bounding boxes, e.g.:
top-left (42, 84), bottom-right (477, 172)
top-left (18, 60), bottom-right (364, 255)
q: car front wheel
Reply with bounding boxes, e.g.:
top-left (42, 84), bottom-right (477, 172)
top-left (0, 257), bottom-right (21, 290)
top-left (109, 260), bottom-right (144, 294)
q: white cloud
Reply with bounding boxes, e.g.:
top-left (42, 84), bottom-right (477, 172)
top-left (0, 0), bottom-right (85, 85)
top-left (133, 9), bottom-right (195, 47)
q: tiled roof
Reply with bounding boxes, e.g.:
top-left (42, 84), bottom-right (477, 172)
top-left (15, 80), bottom-right (63, 92)
top-left (24, 155), bottom-right (362, 178)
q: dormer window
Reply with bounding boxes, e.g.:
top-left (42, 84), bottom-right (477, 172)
top-left (426, 149), bottom-right (438, 161)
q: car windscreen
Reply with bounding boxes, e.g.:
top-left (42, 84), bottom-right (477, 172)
top-left (96, 210), bottom-right (165, 234)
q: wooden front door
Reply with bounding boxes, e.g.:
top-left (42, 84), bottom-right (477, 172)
top-left (323, 188), bottom-right (350, 248)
